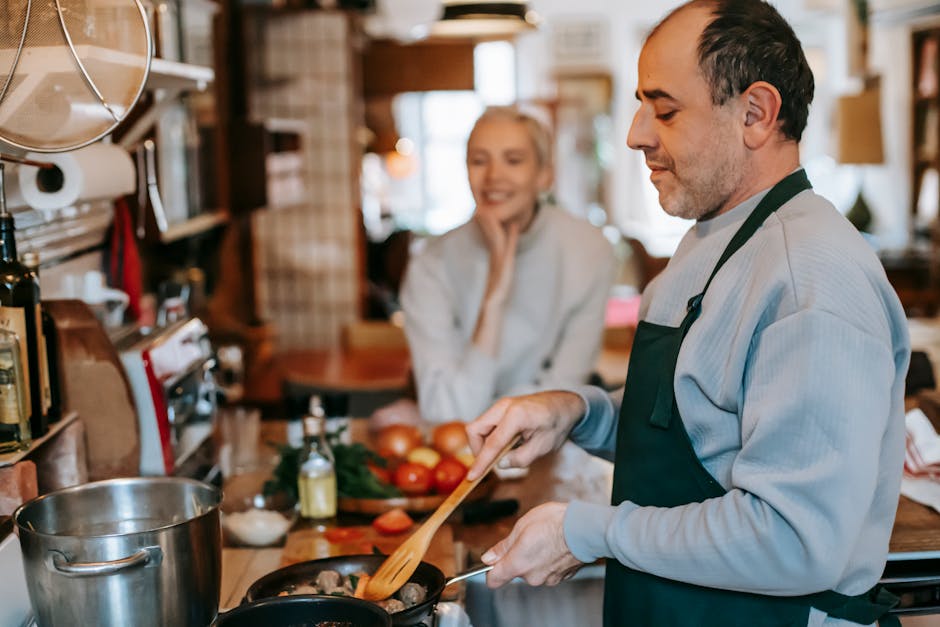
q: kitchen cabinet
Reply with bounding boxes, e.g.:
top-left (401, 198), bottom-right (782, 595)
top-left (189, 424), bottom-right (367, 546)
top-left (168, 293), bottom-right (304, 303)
top-left (101, 3), bottom-right (235, 321)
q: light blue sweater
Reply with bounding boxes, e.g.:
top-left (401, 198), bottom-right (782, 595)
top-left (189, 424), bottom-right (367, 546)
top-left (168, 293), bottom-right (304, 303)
top-left (563, 186), bottom-right (910, 626)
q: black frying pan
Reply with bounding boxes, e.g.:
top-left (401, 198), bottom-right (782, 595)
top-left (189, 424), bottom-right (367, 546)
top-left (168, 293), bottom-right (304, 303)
top-left (214, 595), bottom-right (392, 627)
top-left (244, 554), bottom-right (490, 627)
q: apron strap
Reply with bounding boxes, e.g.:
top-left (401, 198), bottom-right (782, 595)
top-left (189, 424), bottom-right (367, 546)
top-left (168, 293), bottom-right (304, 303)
top-left (700, 169), bottom-right (812, 297)
top-left (806, 585), bottom-right (900, 627)
top-left (648, 169), bottom-right (812, 430)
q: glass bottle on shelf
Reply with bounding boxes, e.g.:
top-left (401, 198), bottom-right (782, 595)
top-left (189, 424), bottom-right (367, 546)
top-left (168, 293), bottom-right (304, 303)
top-left (0, 329), bottom-right (29, 453)
top-left (0, 164), bottom-right (49, 438)
top-left (297, 395), bottom-right (337, 520)
top-left (21, 251), bottom-right (59, 423)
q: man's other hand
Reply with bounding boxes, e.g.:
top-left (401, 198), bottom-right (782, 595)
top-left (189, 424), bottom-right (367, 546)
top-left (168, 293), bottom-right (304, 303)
top-left (480, 502), bottom-right (583, 587)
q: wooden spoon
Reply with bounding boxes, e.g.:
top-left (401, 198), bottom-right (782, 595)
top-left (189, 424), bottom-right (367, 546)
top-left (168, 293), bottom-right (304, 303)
top-left (360, 436), bottom-right (520, 601)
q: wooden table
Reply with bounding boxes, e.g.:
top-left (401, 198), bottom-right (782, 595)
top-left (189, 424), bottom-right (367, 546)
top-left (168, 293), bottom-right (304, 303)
top-left (245, 347), bottom-right (412, 405)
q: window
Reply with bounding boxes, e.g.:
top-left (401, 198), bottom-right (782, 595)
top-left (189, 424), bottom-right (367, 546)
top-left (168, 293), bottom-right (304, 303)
top-left (364, 42), bottom-right (516, 237)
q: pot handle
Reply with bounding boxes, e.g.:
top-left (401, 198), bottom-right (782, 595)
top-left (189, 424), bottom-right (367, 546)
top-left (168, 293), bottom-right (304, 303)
top-left (445, 564), bottom-right (493, 587)
top-left (50, 546), bottom-right (162, 577)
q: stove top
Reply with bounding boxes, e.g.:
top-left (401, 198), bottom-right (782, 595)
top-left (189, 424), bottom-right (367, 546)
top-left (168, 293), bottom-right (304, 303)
top-left (2, 528), bottom-right (473, 627)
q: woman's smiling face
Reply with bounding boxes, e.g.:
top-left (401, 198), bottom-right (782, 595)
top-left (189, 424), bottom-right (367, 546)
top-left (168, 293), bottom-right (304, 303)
top-left (467, 116), bottom-right (552, 229)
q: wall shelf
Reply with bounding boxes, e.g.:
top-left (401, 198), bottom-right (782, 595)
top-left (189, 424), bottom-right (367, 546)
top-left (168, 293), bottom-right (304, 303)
top-left (158, 210), bottom-right (229, 244)
top-left (118, 59), bottom-right (216, 150)
top-left (0, 412), bottom-right (79, 469)
top-left (148, 58), bottom-right (215, 92)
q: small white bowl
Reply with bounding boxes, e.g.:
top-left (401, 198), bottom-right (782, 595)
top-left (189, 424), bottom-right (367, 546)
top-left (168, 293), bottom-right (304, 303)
top-left (221, 493), bottom-right (297, 547)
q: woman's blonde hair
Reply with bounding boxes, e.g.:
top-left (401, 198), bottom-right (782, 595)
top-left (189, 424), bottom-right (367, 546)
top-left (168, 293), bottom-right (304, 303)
top-left (468, 105), bottom-right (553, 169)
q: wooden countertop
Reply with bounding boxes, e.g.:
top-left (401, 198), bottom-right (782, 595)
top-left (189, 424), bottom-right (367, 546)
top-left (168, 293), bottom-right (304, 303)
top-left (891, 496), bottom-right (940, 557)
top-left (219, 419), bottom-right (940, 608)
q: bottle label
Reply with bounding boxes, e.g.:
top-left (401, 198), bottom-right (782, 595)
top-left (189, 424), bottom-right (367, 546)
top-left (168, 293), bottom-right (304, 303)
top-left (36, 305), bottom-right (50, 414)
top-left (0, 306), bottom-right (30, 414)
top-left (0, 382), bottom-right (22, 425)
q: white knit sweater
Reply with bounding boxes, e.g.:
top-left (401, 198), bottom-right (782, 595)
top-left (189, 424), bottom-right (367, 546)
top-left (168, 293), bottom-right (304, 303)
top-left (401, 205), bottom-right (615, 422)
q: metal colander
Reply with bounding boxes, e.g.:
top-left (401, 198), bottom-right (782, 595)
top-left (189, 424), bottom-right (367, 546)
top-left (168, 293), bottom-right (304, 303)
top-left (0, 0), bottom-right (152, 153)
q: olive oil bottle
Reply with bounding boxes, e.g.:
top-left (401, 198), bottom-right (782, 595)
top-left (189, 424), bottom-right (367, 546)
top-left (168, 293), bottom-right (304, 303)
top-left (22, 252), bottom-right (59, 423)
top-left (0, 163), bottom-right (49, 438)
top-left (298, 396), bottom-right (337, 519)
top-left (0, 328), bottom-right (29, 453)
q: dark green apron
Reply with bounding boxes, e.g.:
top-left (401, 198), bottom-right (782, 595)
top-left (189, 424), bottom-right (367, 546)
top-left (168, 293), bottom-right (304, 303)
top-left (603, 170), bottom-right (899, 627)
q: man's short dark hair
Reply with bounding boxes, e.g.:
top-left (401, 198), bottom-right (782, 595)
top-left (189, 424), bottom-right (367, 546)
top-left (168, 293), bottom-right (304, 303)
top-left (657, 0), bottom-right (815, 142)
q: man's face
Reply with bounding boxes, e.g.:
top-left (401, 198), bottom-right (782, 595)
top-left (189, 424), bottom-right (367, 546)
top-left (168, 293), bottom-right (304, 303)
top-left (467, 117), bottom-right (550, 228)
top-left (627, 6), bottom-right (747, 220)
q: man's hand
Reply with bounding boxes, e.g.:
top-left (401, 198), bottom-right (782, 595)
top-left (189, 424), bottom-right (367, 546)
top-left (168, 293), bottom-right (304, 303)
top-left (465, 391), bottom-right (586, 481)
top-left (480, 502), bottom-right (583, 588)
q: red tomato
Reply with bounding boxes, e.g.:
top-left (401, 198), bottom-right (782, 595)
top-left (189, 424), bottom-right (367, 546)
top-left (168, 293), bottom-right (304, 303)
top-left (393, 462), bottom-right (433, 495)
top-left (432, 457), bottom-right (467, 494)
top-left (324, 527), bottom-right (365, 544)
top-left (367, 462), bottom-right (392, 485)
top-left (372, 508), bottom-right (414, 535)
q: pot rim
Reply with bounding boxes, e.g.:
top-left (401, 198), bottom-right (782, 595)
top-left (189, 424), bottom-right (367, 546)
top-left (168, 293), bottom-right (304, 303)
top-left (13, 477), bottom-right (221, 540)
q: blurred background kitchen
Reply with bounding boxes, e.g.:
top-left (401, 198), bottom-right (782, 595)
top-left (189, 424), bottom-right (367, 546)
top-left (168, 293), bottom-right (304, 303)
top-left (3, 0), bottom-right (940, 624)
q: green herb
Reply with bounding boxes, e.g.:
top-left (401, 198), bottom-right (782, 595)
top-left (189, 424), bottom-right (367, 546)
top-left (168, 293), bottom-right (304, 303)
top-left (262, 440), bottom-right (402, 500)
top-left (349, 574), bottom-right (360, 591)
top-left (334, 443), bottom-right (402, 499)
top-left (263, 442), bottom-right (304, 502)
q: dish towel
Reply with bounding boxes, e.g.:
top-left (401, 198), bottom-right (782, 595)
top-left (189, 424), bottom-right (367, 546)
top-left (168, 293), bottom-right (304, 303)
top-left (901, 408), bottom-right (940, 512)
top-left (108, 197), bottom-right (143, 320)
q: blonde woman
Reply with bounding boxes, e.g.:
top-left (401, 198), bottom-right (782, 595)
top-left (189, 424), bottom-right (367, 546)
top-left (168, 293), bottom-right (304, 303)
top-left (398, 106), bottom-right (616, 423)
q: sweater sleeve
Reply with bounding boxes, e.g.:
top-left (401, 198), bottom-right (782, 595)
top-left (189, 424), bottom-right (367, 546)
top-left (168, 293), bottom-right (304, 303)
top-left (563, 310), bottom-right (901, 595)
top-left (400, 250), bottom-right (500, 422)
top-left (567, 384), bottom-right (622, 456)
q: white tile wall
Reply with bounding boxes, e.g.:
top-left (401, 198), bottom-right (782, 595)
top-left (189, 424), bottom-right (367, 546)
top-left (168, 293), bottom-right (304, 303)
top-left (249, 10), bottom-right (361, 351)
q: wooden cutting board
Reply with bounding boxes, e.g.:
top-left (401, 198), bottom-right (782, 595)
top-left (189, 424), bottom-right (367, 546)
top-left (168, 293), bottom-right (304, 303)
top-left (281, 523), bottom-right (457, 580)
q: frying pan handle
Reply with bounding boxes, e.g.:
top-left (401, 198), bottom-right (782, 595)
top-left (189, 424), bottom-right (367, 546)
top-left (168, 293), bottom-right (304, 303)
top-left (445, 564), bottom-right (493, 586)
top-left (49, 546), bottom-right (162, 577)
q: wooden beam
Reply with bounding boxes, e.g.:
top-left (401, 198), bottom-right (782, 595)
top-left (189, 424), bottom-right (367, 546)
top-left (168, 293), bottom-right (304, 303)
top-left (363, 39), bottom-right (475, 97)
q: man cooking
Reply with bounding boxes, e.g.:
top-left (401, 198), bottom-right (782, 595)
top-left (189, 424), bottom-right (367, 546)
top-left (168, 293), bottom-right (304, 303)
top-left (465, 1), bottom-right (911, 625)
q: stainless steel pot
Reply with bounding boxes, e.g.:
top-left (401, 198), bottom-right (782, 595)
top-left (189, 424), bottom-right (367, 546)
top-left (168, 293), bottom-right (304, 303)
top-left (14, 477), bottom-right (222, 627)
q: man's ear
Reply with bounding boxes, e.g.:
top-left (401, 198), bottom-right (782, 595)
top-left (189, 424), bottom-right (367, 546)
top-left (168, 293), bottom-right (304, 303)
top-left (741, 81), bottom-right (783, 149)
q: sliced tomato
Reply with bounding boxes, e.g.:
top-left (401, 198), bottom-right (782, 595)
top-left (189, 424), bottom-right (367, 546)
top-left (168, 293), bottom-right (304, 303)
top-left (324, 527), bottom-right (366, 544)
top-left (372, 507), bottom-right (414, 535)
top-left (393, 462), bottom-right (433, 495)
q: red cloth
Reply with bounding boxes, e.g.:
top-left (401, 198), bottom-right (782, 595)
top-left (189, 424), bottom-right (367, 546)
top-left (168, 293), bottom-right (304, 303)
top-left (108, 197), bottom-right (143, 319)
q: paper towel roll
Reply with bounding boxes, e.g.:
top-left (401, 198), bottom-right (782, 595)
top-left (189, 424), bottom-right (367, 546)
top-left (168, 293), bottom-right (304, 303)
top-left (17, 143), bottom-right (136, 210)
